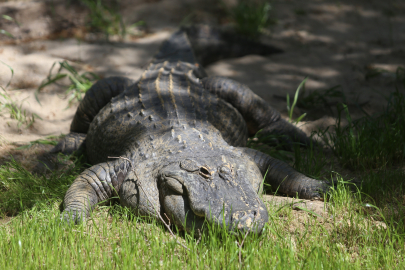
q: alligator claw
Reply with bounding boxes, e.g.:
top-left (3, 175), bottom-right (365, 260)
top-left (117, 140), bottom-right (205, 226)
top-left (60, 210), bottom-right (86, 225)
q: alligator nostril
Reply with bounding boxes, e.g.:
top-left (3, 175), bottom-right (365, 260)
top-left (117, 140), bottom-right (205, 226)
top-left (199, 166), bottom-right (212, 178)
top-left (229, 210), bottom-right (267, 234)
top-left (220, 166), bottom-right (231, 174)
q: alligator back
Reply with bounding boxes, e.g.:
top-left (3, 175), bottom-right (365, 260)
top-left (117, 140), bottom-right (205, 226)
top-left (86, 61), bottom-right (248, 165)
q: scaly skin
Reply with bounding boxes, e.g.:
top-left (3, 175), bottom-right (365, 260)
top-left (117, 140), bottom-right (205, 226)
top-left (51, 28), bottom-right (329, 234)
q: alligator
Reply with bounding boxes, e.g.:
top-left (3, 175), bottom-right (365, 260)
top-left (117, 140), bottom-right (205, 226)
top-left (49, 26), bottom-right (329, 234)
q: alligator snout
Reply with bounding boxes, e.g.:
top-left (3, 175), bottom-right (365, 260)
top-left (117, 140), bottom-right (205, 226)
top-left (230, 208), bottom-right (266, 233)
top-left (232, 210), bottom-right (256, 227)
top-left (159, 159), bottom-right (269, 234)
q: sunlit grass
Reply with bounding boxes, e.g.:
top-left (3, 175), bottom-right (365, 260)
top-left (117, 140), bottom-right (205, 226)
top-left (0, 174), bottom-right (403, 269)
top-left (0, 157), bottom-right (82, 216)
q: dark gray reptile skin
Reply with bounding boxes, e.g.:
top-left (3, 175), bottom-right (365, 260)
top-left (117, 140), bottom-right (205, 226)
top-left (53, 27), bottom-right (329, 234)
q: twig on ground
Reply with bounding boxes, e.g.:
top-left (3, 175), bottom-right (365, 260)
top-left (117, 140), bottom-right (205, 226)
top-left (236, 199), bottom-right (261, 267)
top-left (196, 229), bottom-right (202, 245)
top-left (236, 223), bottom-right (252, 267)
top-left (108, 156), bottom-right (191, 252)
top-left (163, 213), bottom-right (171, 226)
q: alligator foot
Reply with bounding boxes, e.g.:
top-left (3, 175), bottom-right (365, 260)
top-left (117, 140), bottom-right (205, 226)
top-left (239, 147), bottom-right (330, 200)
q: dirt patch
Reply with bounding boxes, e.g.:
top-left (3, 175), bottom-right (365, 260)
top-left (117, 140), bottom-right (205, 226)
top-left (0, 0), bottom-right (88, 44)
top-left (0, 89), bottom-right (76, 142)
top-left (263, 194), bottom-right (327, 217)
top-left (0, 216), bottom-right (12, 225)
top-left (0, 142), bottom-right (53, 169)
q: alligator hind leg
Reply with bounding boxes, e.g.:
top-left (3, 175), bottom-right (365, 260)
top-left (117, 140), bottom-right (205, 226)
top-left (239, 147), bottom-right (329, 199)
top-left (34, 77), bottom-right (134, 173)
top-left (52, 76), bottom-right (133, 154)
top-left (50, 132), bottom-right (87, 155)
top-left (201, 76), bottom-right (311, 147)
top-left (71, 76), bottom-right (134, 133)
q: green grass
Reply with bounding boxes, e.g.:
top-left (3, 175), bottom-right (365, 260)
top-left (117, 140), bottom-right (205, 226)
top-left (0, 167), bottom-right (403, 268)
top-left (296, 85), bottom-right (346, 111)
top-left (287, 77), bottom-right (308, 123)
top-left (0, 15), bottom-right (19, 39)
top-left (227, 0), bottom-right (274, 39)
top-left (14, 135), bottom-right (61, 150)
top-left (80, 0), bottom-right (126, 41)
top-left (0, 61), bottom-right (42, 129)
top-left (0, 157), bottom-right (82, 216)
top-left (36, 60), bottom-right (99, 107)
top-left (0, 90), bottom-right (42, 128)
top-left (319, 90), bottom-right (405, 170)
top-left (292, 141), bottom-right (329, 180)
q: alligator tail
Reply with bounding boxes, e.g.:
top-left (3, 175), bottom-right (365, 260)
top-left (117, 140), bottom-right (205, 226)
top-left (182, 25), bottom-right (283, 66)
top-left (152, 30), bottom-right (197, 65)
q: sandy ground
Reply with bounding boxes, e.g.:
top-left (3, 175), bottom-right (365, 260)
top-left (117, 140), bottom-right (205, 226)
top-left (1, 0), bottom-right (404, 144)
top-left (0, 0), bottom-right (404, 214)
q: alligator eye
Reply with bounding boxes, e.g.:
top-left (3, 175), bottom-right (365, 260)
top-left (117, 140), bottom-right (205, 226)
top-left (199, 166), bottom-right (211, 179)
top-left (180, 159), bottom-right (199, 172)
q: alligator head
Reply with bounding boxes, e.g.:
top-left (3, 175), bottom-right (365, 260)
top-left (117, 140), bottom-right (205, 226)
top-left (158, 155), bottom-right (269, 234)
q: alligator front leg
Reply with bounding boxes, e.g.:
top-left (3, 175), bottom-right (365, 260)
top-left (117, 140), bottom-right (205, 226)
top-left (33, 133), bottom-right (87, 173)
top-left (62, 160), bottom-right (129, 223)
top-left (239, 147), bottom-right (329, 199)
top-left (202, 76), bottom-right (312, 147)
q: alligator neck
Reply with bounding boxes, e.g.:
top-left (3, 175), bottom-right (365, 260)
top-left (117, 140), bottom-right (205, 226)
top-left (124, 123), bottom-right (230, 165)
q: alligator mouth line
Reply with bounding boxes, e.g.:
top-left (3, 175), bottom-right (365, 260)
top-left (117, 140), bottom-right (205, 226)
top-left (161, 176), bottom-right (210, 219)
